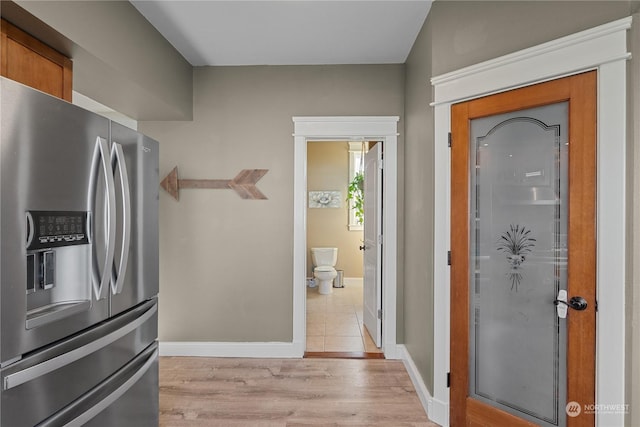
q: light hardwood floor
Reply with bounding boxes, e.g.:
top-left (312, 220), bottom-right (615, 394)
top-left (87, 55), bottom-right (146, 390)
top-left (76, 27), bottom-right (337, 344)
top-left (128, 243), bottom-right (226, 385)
top-left (306, 279), bottom-right (383, 354)
top-left (160, 356), bottom-right (438, 426)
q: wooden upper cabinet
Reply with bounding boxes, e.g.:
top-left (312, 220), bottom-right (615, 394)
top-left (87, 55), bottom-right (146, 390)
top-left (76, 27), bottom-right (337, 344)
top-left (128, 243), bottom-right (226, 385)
top-left (1, 19), bottom-right (72, 101)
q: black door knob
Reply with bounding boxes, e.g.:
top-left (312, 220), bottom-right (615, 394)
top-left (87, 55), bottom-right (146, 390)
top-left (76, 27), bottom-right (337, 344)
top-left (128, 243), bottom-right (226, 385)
top-left (568, 296), bottom-right (588, 311)
top-left (359, 245), bottom-right (366, 251)
top-left (553, 296), bottom-right (588, 311)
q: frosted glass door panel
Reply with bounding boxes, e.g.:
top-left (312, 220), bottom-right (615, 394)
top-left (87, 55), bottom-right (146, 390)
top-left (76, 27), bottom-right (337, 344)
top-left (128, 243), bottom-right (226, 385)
top-left (469, 102), bottom-right (568, 427)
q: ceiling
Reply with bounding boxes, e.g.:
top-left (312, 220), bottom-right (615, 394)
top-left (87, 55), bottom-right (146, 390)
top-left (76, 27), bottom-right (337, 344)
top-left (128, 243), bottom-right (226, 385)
top-left (130, 1), bottom-right (433, 66)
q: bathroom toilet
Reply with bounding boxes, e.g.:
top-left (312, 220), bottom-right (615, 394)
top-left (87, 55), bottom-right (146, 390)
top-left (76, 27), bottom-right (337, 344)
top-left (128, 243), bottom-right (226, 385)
top-left (311, 247), bottom-right (338, 295)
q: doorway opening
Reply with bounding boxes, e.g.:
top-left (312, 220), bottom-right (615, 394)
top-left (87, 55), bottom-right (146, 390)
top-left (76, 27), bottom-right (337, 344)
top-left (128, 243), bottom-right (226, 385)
top-left (304, 140), bottom-right (382, 358)
top-left (292, 116), bottom-right (400, 360)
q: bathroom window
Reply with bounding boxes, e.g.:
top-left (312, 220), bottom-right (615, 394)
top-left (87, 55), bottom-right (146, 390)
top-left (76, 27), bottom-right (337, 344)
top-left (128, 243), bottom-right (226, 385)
top-left (348, 141), bottom-right (366, 231)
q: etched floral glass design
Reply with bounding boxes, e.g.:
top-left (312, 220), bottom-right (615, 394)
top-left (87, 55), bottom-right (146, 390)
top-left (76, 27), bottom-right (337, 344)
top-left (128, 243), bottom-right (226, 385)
top-left (496, 224), bottom-right (536, 291)
top-left (468, 102), bottom-right (568, 427)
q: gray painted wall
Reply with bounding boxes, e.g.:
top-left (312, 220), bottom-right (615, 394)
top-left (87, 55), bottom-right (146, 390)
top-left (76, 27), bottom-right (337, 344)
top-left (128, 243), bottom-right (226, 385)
top-left (139, 65), bottom-right (404, 342)
top-left (402, 0), bottom-right (639, 415)
top-left (429, 0), bottom-right (635, 76)
top-left (403, 8), bottom-right (435, 397)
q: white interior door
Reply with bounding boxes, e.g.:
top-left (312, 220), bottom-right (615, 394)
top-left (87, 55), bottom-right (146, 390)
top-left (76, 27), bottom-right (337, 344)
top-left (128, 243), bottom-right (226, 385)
top-left (363, 143), bottom-right (382, 347)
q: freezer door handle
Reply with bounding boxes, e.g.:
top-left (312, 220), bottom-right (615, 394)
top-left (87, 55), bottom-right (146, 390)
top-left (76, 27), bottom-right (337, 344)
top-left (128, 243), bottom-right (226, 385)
top-left (110, 142), bottom-right (131, 295)
top-left (3, 302), bottom-right (157, 391)
top-left (89, 136), bottom-right (116, 300)
top-left (36, 344), bottom-right (158, 427)
top-left (61, 347), bottom-right (157, 427)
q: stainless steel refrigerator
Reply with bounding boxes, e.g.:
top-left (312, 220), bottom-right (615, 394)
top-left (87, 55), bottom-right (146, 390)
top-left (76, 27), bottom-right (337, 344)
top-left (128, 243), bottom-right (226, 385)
top-left (0, 77), bottom-right (159, 426)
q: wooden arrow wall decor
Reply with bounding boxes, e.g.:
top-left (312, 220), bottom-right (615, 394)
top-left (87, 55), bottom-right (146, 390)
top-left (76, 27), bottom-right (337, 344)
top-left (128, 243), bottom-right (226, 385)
top-left (160, 166), bottom-right (268, 200)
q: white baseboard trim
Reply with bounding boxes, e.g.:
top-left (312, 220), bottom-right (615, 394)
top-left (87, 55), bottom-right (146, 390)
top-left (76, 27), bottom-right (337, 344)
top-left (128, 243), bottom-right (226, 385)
top-left (305, 277), bottom-right (362, 287)
top-left (382, 342), bottom-right (401, 360)
top-left (429, 396), bottom-right (449, 427)
top-left (159, 341), bottom-right (305, 358)
top-left (398, 344), bottom-right (449, 426)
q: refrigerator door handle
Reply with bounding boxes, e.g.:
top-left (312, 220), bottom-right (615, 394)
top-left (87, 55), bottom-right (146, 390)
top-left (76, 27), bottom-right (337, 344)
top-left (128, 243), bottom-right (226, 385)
top-left (89, 136), bottom-right (116, 300)
top-left (110, 142), bottom-right (131, 295)
top-left (26, 211), bottom-right (35, 248)
top-left (3, 302), bottom-right (157, 391)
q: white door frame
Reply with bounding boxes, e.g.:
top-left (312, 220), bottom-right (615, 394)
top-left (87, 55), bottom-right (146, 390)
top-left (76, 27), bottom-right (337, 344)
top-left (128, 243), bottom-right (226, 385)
top-left (430, 17), bottom-right (631, 427)
top-left (293, 116), bottom-right (400, 358)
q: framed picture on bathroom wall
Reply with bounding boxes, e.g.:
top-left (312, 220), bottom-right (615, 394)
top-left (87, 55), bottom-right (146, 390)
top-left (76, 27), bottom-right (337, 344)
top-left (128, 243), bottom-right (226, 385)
top-left (309, 191), bottom-right (341, 208)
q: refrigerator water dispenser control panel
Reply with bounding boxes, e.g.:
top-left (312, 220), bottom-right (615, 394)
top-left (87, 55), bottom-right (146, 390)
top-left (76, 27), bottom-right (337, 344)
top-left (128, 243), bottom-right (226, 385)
top-left (26, 211), bottom-right (90, 251)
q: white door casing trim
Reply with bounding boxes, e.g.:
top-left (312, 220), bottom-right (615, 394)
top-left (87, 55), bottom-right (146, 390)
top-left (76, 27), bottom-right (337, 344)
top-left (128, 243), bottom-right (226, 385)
top-left (431, 17), bottom-right (631, 427)
top-left (293, 116), bottom-right (400, 359)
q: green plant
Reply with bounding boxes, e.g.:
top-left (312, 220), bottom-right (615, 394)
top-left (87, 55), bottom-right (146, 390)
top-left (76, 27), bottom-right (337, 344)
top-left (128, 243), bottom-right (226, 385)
top-left (346, 172), bottom-right (364, 225)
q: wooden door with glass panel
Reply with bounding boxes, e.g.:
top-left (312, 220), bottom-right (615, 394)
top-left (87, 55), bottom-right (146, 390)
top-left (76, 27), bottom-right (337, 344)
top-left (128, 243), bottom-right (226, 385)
top-left (450, 71), bottom-right (596, 427)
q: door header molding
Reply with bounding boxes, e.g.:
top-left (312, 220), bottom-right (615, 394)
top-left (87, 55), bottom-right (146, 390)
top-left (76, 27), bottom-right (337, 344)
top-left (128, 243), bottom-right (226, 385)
top-left (431, 17), bottom-right (631, 106)
top-left (292, 116), bottom-right (399, 138)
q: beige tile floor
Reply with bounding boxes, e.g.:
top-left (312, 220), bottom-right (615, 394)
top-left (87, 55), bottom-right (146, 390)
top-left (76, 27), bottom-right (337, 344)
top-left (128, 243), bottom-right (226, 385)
top-left (305, 279), bottom-right (383, 353)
